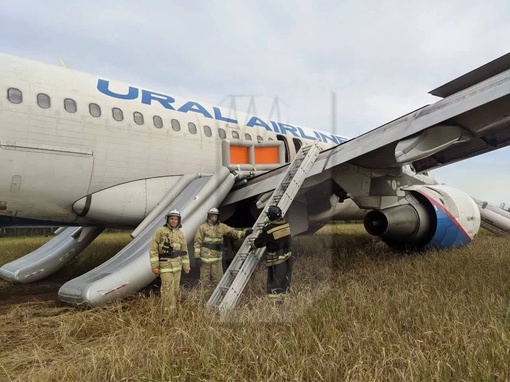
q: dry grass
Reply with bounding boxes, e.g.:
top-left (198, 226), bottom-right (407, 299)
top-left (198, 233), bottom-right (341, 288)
top-left (1, 225), bottom-right (510, 381)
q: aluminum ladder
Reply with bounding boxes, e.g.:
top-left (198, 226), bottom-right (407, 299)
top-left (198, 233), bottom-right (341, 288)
top-left (207, 140), bottom-right (322, 311)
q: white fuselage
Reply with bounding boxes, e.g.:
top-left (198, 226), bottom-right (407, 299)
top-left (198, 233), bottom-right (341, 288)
top-left (0, 53), bottom-right (347, 226)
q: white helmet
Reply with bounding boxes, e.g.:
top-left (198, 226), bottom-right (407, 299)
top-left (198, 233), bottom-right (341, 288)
top-left (207, 207), bottom-right (220, 224)
top-left (165, 209), bottom-right (181, 226)
top-left (207, 207), bottom-right (219, 216)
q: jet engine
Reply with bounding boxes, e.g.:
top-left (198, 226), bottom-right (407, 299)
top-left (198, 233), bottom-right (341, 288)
top-left (363, 185), bottom-right (481, 250)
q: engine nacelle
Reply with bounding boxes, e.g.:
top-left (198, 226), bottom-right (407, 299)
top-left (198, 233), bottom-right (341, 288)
top-left (363, 185), bottom-right (481, 250)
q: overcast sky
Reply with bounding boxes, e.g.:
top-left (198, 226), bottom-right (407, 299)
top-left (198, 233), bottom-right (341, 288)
top-left (1, 1), bottom-right (509, 206)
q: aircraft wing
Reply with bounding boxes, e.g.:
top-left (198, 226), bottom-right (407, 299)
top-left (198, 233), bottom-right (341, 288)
top-left (224, 52), bottom-right (510, 206)
top-left (326, 52), bottom-right (510, 173)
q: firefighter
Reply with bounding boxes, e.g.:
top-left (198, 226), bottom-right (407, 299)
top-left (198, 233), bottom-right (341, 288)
top-left (194, 207), bottom-right (252, 290)
top-left (250, 205), bottom-right (293, 300)
top-left (221, 234), bottom-right (238, 273)
top-left (149, 209), bottom-right (190, 312)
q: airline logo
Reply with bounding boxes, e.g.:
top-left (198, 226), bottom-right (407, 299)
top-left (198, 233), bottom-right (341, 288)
top-left (97, 79), bottom-right (347, 145)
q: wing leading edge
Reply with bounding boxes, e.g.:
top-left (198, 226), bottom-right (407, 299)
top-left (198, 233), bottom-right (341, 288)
top-left (225, 53), bottom-right (510, 206)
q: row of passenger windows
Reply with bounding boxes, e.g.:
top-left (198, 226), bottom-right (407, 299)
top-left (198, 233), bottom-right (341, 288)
top-left (6, 88), bottom-right (267, 141)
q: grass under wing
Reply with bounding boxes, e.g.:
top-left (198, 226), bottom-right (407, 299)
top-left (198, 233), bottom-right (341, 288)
top-left (0, 225), bottom-right (510, 381)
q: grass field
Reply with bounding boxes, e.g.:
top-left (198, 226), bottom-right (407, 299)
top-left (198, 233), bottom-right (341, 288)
top-left (1, 225), bottom-right (510, 381)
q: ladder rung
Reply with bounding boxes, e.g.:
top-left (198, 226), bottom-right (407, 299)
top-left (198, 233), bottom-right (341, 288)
top-left (207, 140), bottom-right (321, 310)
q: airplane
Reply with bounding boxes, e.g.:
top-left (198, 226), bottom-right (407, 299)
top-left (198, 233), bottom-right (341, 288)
top-left (1, 51), bottom-right (510, 307)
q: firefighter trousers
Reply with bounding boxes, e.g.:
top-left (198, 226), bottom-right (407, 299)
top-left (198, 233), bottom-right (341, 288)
top-left (160, 269), bottom-right (182, 311)
top-left (267, 257), bottom-right (293, 297)
top-left (200, 261), bottom-right (223, 290)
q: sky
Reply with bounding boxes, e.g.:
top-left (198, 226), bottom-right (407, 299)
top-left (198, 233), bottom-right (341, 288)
top-left (1, 1), bottom-right (509, 207)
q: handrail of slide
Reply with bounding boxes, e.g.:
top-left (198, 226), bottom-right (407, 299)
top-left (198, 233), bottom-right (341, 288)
top-left (130, 173), bottom-right (200, 239)
top-left (58, 167), bottom-right (236, 306)
top-left (0, 226), bottom-right (104, 283)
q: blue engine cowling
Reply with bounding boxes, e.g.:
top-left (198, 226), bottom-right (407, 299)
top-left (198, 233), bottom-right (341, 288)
top-left (363, 185), bottom-right (481, 251)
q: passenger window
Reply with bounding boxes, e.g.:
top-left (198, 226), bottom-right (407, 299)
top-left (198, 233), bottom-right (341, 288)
top-left (64, 98), bottom-right (77, 113)
top-left (268, 137), bottom-right (273, 141)
top-left (188, 122), bottom-right (197, 134)
top-left (89, 103), bottom-right (101, 117)
top-left (112, 107), bottom-right (123, 121)
top-left (7, 88), bottom-right (22, 104)
top-left (37, 93), bottom-right (51, 109)
top-left (171, 119), bottom-right (181, 131)
top-left (153, 115), bottom-right (163, 128)
top-left (232, 131), bottom-right (239, 139)
top-left (134, 112), bottom-right (144, 125)
top-left (257, 135), bottom-right (263, 141)
top-left (244, 133), bottom-right (252, 140)
top-left (204, 125), bottom-right (212, 137)
top-left (218, 128), bottom-right (226, 139)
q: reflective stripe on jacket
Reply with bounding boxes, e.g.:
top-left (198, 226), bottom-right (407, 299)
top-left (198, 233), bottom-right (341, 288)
top-left (194, 221), bottom-right (244, 262)
top-left (266, 251), bottom-right (292, 266)
top-left (251, 219), bottom-right (292, 265)
top-left (149, 225), bottom-right (189, 272)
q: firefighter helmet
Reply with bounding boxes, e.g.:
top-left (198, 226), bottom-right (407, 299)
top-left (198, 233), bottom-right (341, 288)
top-left (207, 207), bottom-right (220, 217)
top-left (165, 209), bottom-right (181, 226)
top-left (207, 207), bottom-right (220, 224)
top-left (266, 205), bottom-right (282, 221)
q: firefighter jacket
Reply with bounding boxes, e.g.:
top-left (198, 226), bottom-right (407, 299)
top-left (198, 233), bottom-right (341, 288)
top-left (251, 218), bottom-right (292, 266)
top-left (194, 221), bottom-right (246, 264)
top-left (150, 225), bottom-right (190, 274)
